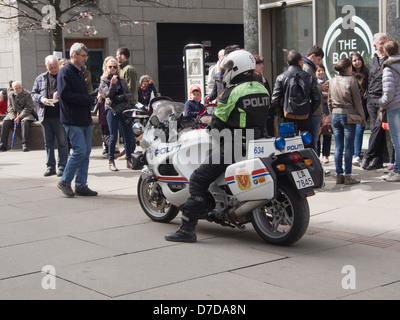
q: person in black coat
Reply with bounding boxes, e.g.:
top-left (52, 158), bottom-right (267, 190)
top-left (57, 43), bottom-right (97, 198)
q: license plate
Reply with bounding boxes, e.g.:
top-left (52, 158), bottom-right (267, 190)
top-left (292, 170), bottom-right (314, 189)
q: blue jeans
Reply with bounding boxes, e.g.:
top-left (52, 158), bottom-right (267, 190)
top-left (388, 108), bottom-right (400, 173)
top-left (311, 115), bottom-right (322, 153)
top-left (354, 105), bottom-right (368, 158)
top-left (106, 109), bottom-right (134, 160)
top-left (61, 125), bottom-right (92, 188)
top-left (41, 117), bottom-right (68, 170)
top-left (332, 114), bottom-right (356, 175)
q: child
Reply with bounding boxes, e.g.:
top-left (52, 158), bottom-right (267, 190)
top-left (185, 85), bottom-right (204, 118)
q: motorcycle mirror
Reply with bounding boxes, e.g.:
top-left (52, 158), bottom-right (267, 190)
top-left (150, 116), bottom-right (160, 126)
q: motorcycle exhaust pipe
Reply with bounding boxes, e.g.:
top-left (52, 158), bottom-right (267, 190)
top-left (229, 200), bottom-right (269, 217)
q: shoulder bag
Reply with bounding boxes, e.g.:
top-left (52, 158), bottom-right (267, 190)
top-left (345, 106), bottom-right (362, 125)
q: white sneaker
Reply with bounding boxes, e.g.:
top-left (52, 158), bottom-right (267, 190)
top-left (352, 156), bottom-right (361, 166)
top-left (383, 164), bottom-right (394, 173)
top-left (382, 171), bottom-right (396, 180)
top-left (386, 172), bottom-right (400, 182)
top-left (322, 156), bottom-right (329, 164)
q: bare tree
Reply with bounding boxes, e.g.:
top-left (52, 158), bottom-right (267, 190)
top-left (0, 0), bottom-right (172, 51)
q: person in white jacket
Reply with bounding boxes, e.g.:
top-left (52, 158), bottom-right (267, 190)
top-left (379, 39), bottom-right (400, 182)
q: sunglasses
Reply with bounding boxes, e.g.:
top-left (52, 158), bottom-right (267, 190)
top-left (108, 65), bottom-right (118, 69)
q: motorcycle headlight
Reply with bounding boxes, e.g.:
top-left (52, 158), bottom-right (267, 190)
top-left (301, 131), bottom-right (313, 146)
top-left (133, 123), bottom-right (144, 136)
top-left (274, 136), bottom-right (286, 151)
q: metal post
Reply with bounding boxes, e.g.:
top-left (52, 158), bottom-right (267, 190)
top-left (243, 0), bottom-right (259, 54)
top-left (397, 0), bottom-right (400, 18)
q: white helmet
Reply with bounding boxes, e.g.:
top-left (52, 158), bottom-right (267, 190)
top-left (223, 49), bottom-right (256, 86)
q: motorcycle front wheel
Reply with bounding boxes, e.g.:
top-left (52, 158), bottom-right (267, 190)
top-left (137, 176), bottom-right (179, 223)
top-left (251, 183), bottom-right (310, 246)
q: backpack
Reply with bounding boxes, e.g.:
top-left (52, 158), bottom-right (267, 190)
top-left (283, 71), bottom-right (312, 119)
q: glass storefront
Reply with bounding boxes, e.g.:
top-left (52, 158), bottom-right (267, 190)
top-left (316, 0), bottom-right (380, 79)
top-left (259, 0), bottom-right (381, 82)
top-left (272, 3), bottom-right (313, 80)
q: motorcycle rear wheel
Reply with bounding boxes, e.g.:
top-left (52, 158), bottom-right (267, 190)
top-left (138, 176), bottom-right (179, 223)
top-left (251, 183), bottom-right (310, 245)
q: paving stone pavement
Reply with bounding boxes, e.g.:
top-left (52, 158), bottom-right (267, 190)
top-left (0, 147), bottom-right (399, 300)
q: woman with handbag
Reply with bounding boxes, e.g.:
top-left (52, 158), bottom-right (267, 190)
top-left (328, 58), bottom-right (366, 185)
top-left (99, 57), bottom-right (134, 171)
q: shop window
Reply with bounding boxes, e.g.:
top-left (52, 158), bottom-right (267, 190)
top-left (316, 0), bottom-right (380, 79)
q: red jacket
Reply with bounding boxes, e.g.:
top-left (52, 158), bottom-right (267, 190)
top-left (0, 100), bottom-right (7, 115)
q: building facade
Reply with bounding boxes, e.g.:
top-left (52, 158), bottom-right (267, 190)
top-left (0, 0), bottom-right (244, 102)
top-left (258, 0), bottom-right (398, 87)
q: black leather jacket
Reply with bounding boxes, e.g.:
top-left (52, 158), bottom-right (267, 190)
top-left (271, 65), bottom-right (321, 117)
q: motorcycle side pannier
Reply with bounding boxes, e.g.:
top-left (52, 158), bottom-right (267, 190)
top-left (225, 158), bottom-right (274, 202)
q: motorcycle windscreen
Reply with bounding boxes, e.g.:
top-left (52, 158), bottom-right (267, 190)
top-left (225, 158), bottom-right (275, 202)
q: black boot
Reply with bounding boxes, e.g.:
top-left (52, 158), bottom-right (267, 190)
top-left (165, 217), bottom-right (197, 243)
top-left (165, 227), bottom-right (197, 243)
top-left (361, 158), bottom-right (369, 170)
top-left (366, 157), bottom-right (383, 170)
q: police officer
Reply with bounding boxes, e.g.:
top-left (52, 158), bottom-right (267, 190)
top-left (165, 49), bottom-right (270, 243)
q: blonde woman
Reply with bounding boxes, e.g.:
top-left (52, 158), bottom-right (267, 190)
top-left (99, 57), bottom-right (134, 171)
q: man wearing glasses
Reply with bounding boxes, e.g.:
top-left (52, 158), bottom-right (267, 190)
top-left (57, 43), bottom-right (97, 198)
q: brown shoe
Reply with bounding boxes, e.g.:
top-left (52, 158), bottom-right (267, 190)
top-left (109, 160), bottom-right (119, 171)
top-left (336, 174), bottom-right (344, 184)
top-left (344, 175), bottom-right (360, 185)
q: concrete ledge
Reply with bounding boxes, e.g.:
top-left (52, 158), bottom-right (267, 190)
top-left (0, 116), bottom-right (103, 151)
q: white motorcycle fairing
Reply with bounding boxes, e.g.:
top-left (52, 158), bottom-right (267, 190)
top-left (145, 128), bottom-right (212, 207)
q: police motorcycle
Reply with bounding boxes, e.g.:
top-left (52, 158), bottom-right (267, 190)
top-left (132, 97), bottom-right (324, 245)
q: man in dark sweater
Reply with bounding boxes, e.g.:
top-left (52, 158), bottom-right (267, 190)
top-left (57, 43), bottom-right (97, 198)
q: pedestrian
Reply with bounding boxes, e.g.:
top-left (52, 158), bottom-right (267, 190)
top-left (361, 33), bottom-right (388, 170)
top-left (58, 58), bottom-right (68, 69)
top-left (271, 50), bottom-right (321, 146)
top-left (0, 81), bottom-right (36, 152)
top-left (0, 89), bottom-right (7, 115)
top-left (184, 85), bottom-right (204, 118)
top-left (57, 43), bottom-right (97, 198)
top-left (315, 63), bottom-right (332, 164)
top-left (31, 55), bottom-right (69, 177)
top-left (138, 75), bottom-right (157, 111)
top-left (379, 39), bottom-right (400, 182)
top-left (116, 47), bottom-right (137, 157)
top-left (253, 54), bottom-right (273, 137)
top-left (206, 49), bottom-right (225, 96)
top-left (116, 47), bottom-right (138, 108)
top-left (165, 49), bottom-right (269, 243)
top-left (328, 58), bottom-right (366, 185)
top-left (350, 52), bottom-right (369, 166)
top-left (99, 57), bottom-right (134, 172)
top-left (303, 45), bottom-right (327, 153)
top-left (205, 64), bottom-right (226, 104)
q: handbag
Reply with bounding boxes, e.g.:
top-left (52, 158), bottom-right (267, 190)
top-left (346, 113), bottom-right (363, 124)
top-left (345, 105), bottom-right (362, 125)
top-left (378, 107), bottom-right (387, 123)
top-left (320, 114), bottom-right (333, 135)
top-left (111, 101), bottom-right (130, 117)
